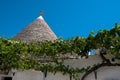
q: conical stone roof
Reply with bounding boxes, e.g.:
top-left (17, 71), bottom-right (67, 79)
top-left (13, 15), bottom-right (57, 43)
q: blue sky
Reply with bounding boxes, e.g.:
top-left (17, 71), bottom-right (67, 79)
top-left (0, 0), bottom-right (120, 39)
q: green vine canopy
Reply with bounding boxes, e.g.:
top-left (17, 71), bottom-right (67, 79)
top-left (0, 23), bottom-right (120, 80)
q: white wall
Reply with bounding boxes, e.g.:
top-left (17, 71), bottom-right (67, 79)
top-left (46, 72), bottom-right (70, 80)
top-left (12, 71), bottom-right (70, 80)
top-left (12, 70), bottom-right (43, 80)
top-left (85, 66), bottom-right (120, 80)
top-left (1, 55), bottom-right (120, 80)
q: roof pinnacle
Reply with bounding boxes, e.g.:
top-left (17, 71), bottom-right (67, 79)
top-left (40, 11), bottom-right (43, 16)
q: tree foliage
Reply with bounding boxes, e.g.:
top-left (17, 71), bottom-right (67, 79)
top-left (0, 23), bottom-right (120, 79)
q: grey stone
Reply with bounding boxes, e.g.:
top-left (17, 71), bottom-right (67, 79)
top-left (13, 16), bottom-right (57, 43)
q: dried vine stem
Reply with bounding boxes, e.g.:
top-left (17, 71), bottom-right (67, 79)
top-left (81, 63), bottom-right (120, 80)
top-left (81, 50), bottom-right (119, 80)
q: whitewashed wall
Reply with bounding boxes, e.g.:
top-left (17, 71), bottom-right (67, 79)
top-left (0, 55), bottom-right (120, 80)
top-left (12, 70), bottom-right (43, 80)
top-left (85, 66), bottom-right (120, 80)
top-left (46, 72), bottom-right (70, 80)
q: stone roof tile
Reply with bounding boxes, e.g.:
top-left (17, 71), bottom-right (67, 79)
top-left (13, 16), bottom-right (57, 43)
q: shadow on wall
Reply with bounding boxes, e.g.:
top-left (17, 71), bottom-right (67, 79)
top-left (105, 78), bottom-right (120, 80)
